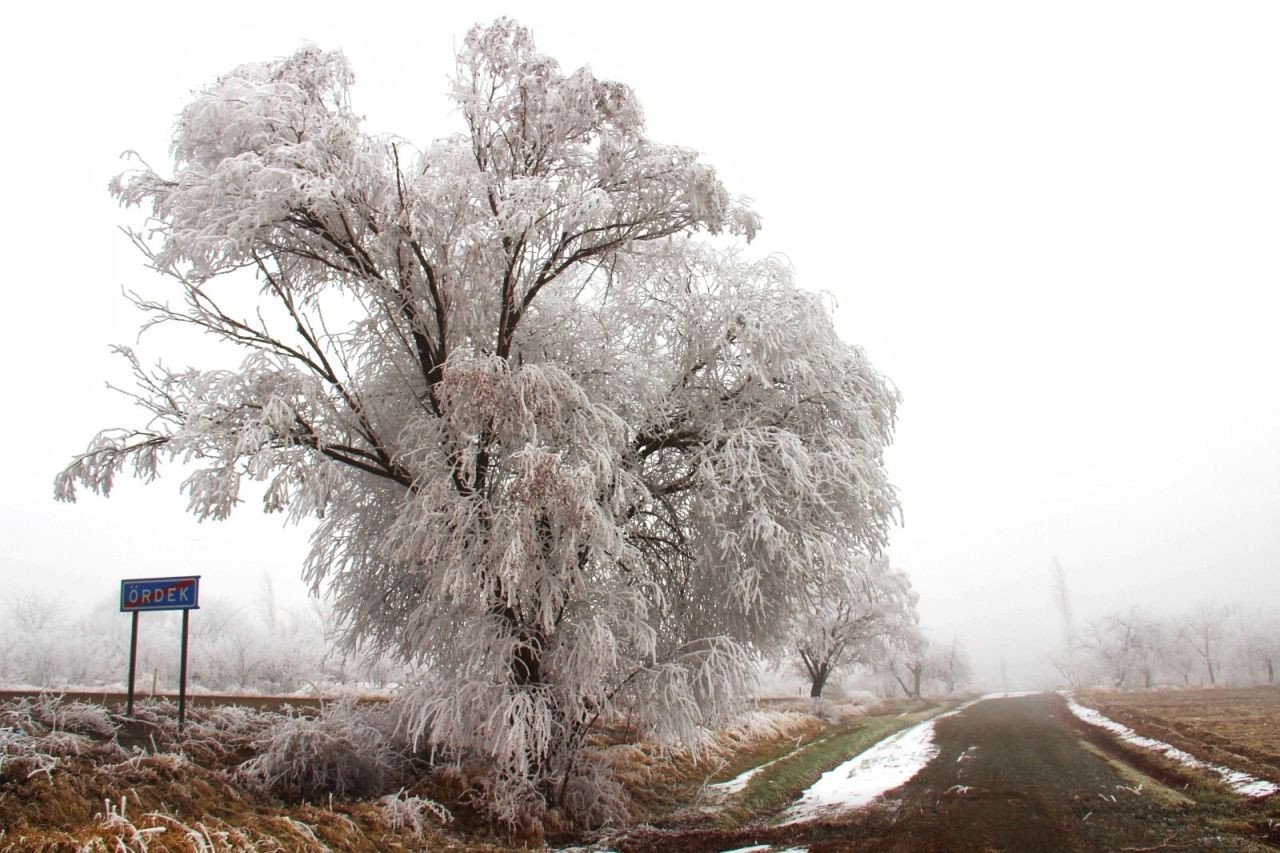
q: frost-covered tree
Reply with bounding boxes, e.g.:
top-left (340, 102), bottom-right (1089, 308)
top-left (55, 21), bottom-right (898, 822)
top-left (1184, 604), bottom-right (1230, 686)
top-left (889, 629), bottom-right (931, 699)
top-left (931, 635), bottom-right (972, 695)
top-left (1082, 608), bottom-right (1153, 688)
top-left (1237, 607), bottom-right (1279, 685)
top-left (790, 556), bottom-right (916, 698)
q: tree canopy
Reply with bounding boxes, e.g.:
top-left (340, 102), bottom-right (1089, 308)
top-left (57, 20), bottom-right (900, 822)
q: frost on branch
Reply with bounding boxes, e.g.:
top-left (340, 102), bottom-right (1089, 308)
top-left (59, 19), bottom-right (897, 824)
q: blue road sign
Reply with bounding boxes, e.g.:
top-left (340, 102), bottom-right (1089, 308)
top-left (120, 576), bottom-right (201, 612)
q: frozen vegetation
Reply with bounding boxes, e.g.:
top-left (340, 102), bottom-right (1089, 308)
top-left (53, 17), bottom-right (900, 825)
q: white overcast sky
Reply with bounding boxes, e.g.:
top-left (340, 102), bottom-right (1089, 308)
top-left (2, 1), bottom-right (1277, 687)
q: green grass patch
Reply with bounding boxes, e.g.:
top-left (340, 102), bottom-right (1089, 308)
top-left (715, 704), bottom-right (941, 828)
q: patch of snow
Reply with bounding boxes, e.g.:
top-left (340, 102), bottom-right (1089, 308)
top-left (719, 846), bottom-right (772, 853)
top-left (956, 745), bottom-right (978, 763)
top-left (781, 717), bottom-right (943, 823)
top-left (708, 750), bottom-right (791, 796)
top-left (1066, 699), bottom-right (1279, 799)
top-left (975, 690), bottom-right (1043, 700)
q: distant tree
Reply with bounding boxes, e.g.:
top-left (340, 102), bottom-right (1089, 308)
top-left (889, 630), bottom-right (930, 699)
top-left (1143, 620), bottom-right (1195, 687)
top-left (931, 636), bottom-right (972, 695)
top-left (1047, 559), bottom-right (1087, 688)
top-left (1082, 607), bottom-right (1159, 688)
top-left (4, 595), bottom-right (66, 686)
top-left (1185, 604), bottom-right (1230, 686)
top-left (1129, 616), bottom-right (1168, 689)
top-left (1236, 607), bottom-right (1278, 685)
top-left (55, 22), bottom-right (899, 822)
top-left (791, 557), bottom-right (917, 698)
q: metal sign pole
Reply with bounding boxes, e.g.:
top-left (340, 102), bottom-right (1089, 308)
top-left (178, 609), bottom-right (190, 732)
top-left (126, 611), bottom-right (139, 717)
top-left (119, 575), bottom-right (200, 730)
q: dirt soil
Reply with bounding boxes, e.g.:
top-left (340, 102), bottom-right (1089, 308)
top-left (615, 693), bottom-right (1275, 852)
top-left (1080, 687), bottom-right (1280, 785)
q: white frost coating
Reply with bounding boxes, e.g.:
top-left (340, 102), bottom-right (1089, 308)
top-left (55, 19), bottom-right (902, 824)
top-left (975, 690), bottom-right (1042, 700)
top-left (781, 718), bottom-right (941, 822)
top-left (1066, 700), bottom-right (1278, 798)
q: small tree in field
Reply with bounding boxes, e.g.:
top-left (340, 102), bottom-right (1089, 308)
top-left (1238, 607), bottom-right (1280, 685)
top-left (1184, 604), bottom-right (1230, 686)
top-left (56, 22), bottom-right (899, 822)
top-left (791, 557), bottom-right (916, 698)
top-left (889, 630), bottom-right (931, 699)
top-left (931, 636), bottom-right (972, 695)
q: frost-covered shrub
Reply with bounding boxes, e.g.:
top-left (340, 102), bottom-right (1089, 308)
top-left (32, 694), bottom-right (117, 739)
top-left (177, 704), bottom-right (277, 765)
top-left (239, 698), bottom-right (404, 799)
top-left (0, 726), bottom-right (59, 781)
top-left (378, 788), bottom-right (452, 835)
top-left (557, 758), bottom-right (630, 829)
top-left (0, 696), bottom-right (127, 785)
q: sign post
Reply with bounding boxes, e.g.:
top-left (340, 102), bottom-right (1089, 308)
top-left (120, 576), bottom-right (200, 731)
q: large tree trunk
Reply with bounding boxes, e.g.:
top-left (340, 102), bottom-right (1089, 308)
top-left (810, 665), bottom-right (830, 698)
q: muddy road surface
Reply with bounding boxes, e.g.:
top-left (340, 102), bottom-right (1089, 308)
top-left (622, 693), bottom-right (1272, 852)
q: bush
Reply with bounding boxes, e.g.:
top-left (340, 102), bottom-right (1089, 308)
top-left (239, 698), bottom-right (405, 799)
top-left (378, 788), bottom-right (452, 835)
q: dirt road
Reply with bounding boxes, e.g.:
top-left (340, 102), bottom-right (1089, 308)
top-left (622, 693), bottom-right (1272, 852)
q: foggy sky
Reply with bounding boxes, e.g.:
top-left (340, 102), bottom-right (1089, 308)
top-left (3, 1), bottom-right (1278, 688)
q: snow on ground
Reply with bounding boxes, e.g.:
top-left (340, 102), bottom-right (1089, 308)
top-left (708, 749), bottom-right (794, 797)
top-left (780, 716), bottom-right (943, 823)
top-left (1066, 698), bottom-right (1279, 798)
top-left (779, 693), bottom-right (1045, 824)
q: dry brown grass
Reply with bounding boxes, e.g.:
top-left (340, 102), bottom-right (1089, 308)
top-left (0, 696), bottom-right (471, 852)
top-left (0, 694), bottom-right (853, 850)
top-left (1078, 686), bottom-right (1280, 783)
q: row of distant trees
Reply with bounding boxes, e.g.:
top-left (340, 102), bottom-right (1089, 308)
top-left (5, 564), bottom-right (969, 702)
top-left (1047, 560), bottom-right (1277, 689)
top-left (1047, 561), bottom-right (1279, 690)
top-left (1052, 603), bottom-right (1278, 690)
top-left (0, 578), bottom-right (404, 694)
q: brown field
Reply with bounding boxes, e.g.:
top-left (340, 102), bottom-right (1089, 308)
top-left (1078, 686), bottom-right (1280, 785)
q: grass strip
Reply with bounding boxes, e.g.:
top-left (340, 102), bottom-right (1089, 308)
top-left (715, 705), bottom-right (940, 828)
